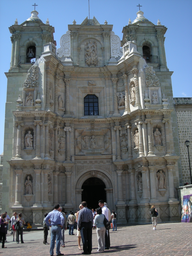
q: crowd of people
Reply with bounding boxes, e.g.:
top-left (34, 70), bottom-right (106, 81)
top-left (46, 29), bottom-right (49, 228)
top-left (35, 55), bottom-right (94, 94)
top-left (0, 202), bottom-right (158, 254)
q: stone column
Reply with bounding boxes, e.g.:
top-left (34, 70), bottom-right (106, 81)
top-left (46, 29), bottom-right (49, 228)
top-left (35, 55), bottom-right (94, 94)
top-left (138, 121), bottom-right (144, 157)
top-left (123, 73), bottom-right (130, 114)
top-left (128, 167), bottom-right (137, 223)
top-left (11, 36), bottom-right (15, 68)
top-left (114, 125), bottom-right (121, 160)
top-left (111, 122), bottom-right (116, 161)
top-left (146, 119), bottom-right (154, 155)
top-left (111, 77), bottom-right (119, 116)
top-left (156, 29), bottom-right (167, 70)
top-left (167, 165), bottom-right (176, 201)
top-left (163, 119), bottom-right (173, 156)
top-left (116, 170), bottom-right (123, 202)
top-left (141, 167), bottom-right (149, 203)
top-left (126, 124), bottom-right (132, 159)
top-left (132, 67), bottom-right (140, 108)
top-left (33, 169), bottom-right (42, 207)
top-left (43, 170), bottom-right (49, 207)
top-left (40, 123), bottom-right (45, 158)
top-left (71, 124), bottom-right (75, 162)
top-left (45, 123), bottom-right (49, 158)
top-left (65, 79), bottom-right (70, 115)
top-left (34, 120), bottom-right (41, 158)
top-left (13, 34), bottom-right (21, 67)
top-left (53, 171), bottom-right (59, 204)
top-left (149, 166), bottom-right (157, 203)
top-left (105, 188), bottom-right (113, 211)
top-left (15, 122), bottom-right (22, 158)
top-left (103, 32), bottom-right (110, 64)
top-left (14, 169), bottom-right (23, 206)
top-left (142, 121), bottom-right (147, 156)
top-left (64, 126), bottom-right (72, 162)
top-left (65, 167), bottom-right (73, 208)
top-left (76, 189), bottom-right (83, 209)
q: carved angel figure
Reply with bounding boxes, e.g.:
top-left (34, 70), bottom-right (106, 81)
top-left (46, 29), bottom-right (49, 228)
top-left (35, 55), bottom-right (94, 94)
top-left (130, 85), bottom-right (136, 106)
top-left (26, 92), bottom-right (33, 106)
top-left (25, 131), bottom-right (33, 148)
top-left (154, 128), bottom-right (162, 146)
top-left (157, 170), bottom-right (166, 189)
top-left (117, 92), bottom-right (125, 107)
top-left (133, 129), bottom-right (139, 149)
top-left (25, 175), bottom-right (33, 194)
top-left (85, 40), bottom-right (98, 66)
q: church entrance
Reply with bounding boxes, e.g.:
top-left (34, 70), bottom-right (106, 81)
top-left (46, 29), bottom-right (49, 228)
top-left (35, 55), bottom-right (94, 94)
top-left (82, 177), bottom-right (106, 209)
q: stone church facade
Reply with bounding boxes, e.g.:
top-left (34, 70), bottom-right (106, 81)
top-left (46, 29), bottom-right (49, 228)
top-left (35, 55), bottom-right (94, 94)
top-left (1, 9), bottom-right (191, 225)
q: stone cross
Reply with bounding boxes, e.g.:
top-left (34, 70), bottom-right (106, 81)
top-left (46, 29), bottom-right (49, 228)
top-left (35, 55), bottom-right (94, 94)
top-left (32, 3), bottom-right (38, 10)
top-left (137, 4), bottom-right (142, 10)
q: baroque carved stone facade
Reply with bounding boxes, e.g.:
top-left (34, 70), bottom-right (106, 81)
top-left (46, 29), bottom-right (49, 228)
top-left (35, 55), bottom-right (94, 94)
top-left (1, 9), bottom-right (191, 224)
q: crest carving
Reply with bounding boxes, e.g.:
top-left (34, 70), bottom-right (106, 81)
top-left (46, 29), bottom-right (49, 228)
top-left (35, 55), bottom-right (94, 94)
top-left (145, 66), bottom-right (160, 87)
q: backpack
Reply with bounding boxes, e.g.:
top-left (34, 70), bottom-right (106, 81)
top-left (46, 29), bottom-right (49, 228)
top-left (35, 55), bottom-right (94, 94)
top-left (14, 221), bottom-right (21, 230)
top-left (114, 213), bottom-right (117, 218)
top-left (103, 216), bottom-right (110, 230)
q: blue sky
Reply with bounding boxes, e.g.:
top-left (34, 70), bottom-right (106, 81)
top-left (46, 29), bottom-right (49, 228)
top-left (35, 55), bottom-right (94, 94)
top-left (0, 0), bottom-right (192, 154)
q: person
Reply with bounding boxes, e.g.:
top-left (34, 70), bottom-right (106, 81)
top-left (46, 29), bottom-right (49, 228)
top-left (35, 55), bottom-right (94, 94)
top-left (150, 205), bottom-right (158, 230)
top-left (59, 207), bottom-right (67, 248)
top-left (15, 213), bottom-right (25, 244)
top-left (98, 200), bottom-right (110, 249)
top-left (45, 204), bottom-right (64, 256)
top-left (91, 209), bottom-right (96, 229)
top-left (111, 211), bottom-right (117, 231)
top-left (77, 201), bottom-right (93, 255)
top-left (0, 213), bottom-right (8, 248)
top-left (67, 211), bottom-right (76, 235)
top-left (94, 207), bottom-right (106, 252)
top-left (10, 212), bottom-right (17, 241)
top-left (5, 212), bottom-right (10, 242)
top-left (43, 213), bottom-right (49, 245)
top-left (76, 204), bottom-right (83, 250)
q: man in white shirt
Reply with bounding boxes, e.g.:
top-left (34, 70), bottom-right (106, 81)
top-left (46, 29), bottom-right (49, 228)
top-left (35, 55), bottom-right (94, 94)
top-left (98, 200), bottom-right (110, 249)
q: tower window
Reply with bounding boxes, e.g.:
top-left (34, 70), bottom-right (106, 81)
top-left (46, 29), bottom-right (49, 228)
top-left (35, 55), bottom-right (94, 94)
top-left (84, 94), bottom-right (99, 116)
top-left (26, 45), bottom-right (36, 63)
top-left (143, 45), bottom-right (151, 63)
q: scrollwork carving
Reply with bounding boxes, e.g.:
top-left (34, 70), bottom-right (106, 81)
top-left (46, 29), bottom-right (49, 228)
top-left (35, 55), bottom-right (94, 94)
top-left (145, 66), bottom-right (160, 87)
top-left (23, 65), bottom-right (39, 88)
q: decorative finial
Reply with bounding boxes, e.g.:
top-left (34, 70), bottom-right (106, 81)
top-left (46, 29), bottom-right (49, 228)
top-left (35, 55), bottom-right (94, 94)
top-left (15, 18), bottom-right (18, 25)
top-left (46, 18), bottom-right (49, 25)
top-left (73, 20), bottom-right (76, 25)
top-left (128, 18), bottom-right (131, 24)
top-left (157, 19), bottom-right (161, 25)
top-left (32, 3), bottom-right (38, 11)
top-left (137, 4), bottom-right (142, 10)
top-left (104, 20), bottom-right (108, 25)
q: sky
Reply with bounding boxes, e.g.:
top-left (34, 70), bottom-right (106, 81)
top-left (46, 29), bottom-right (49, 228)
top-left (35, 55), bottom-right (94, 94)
top-left (0, 0), bottom-right (192, 154)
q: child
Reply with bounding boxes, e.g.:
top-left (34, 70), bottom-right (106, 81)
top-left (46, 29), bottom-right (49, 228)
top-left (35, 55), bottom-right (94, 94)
top-left (43, 213), bottom-right (49, 245)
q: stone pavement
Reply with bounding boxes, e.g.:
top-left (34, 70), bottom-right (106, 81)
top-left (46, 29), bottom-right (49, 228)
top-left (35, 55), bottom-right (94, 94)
top-left (1, 223), bottom-right (192, 256)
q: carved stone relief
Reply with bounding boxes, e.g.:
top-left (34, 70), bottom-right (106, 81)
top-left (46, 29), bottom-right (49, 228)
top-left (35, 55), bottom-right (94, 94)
top-left (49, 129), bottom-right (54, 158)
top-left (120, 133), bottom-right (128, 159)
top-left (156, 170), bottom-right (166, 191)
top-left (48, 174), bottom-right (52, 194)
top-left (133, 129), bottom-right (139, 149)
top-left (111, 31), bottom-right (122, 58)
top-left (58, 95), bottom-right (64, 109)
top-left (145, 66), bottom-right (160, 87)
top-left (58, 136), bottom-right (65, 155)
top-left (153, 127), bottom-right (162, 146)
top-left (25, 130), bottom-right (33, 149)
top-left (23, 65), bottom-right (39, 88)
top-left (117, 92), bottom-right (125, 107)
top-left (130, 82), bottom-right (136, 106)
top-left (25, 92), bottom-right (33, 106)
top-left (25, 175), bottom-right (33, 195)
top-left (85, 40), bottom-right (98, 66)
top-left (151, 90), bottom-right (159, 104)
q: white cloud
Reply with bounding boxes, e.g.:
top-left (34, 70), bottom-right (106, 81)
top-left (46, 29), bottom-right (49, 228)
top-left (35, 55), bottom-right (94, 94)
top-left (182, 92), bottom-right (187, 97)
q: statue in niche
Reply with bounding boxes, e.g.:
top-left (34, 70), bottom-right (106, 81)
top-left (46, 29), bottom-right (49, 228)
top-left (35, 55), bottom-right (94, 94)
top-left (151, 91), bottom-right (158, 104)
top-left (48, 174), bottom-right (52, 194)
top-left (121, 135), bottom-right (128, 158)
top-left (157, 170), bottom-right (166, 189)
top-left (130, 85), bottom-right (136, 106)
top-left (58, 136), bottom-right (65, 154)
top-left (137, 172), bottom-right (142, 192)
top-left (85, 40), bottom-right (98, 66)
top-left (25, 131), bottom-right (33, 148)
top-left (154, 128), bottom-right (162, 146)
top-left (90, 136), bottom-right (96, 149)
top-left (27, 48), bottom-right (35, 58)
top-left (76, 136), bottom-right (82, 153)
top-left (117, 92), bottom-right (125, 107)
top-left (26, 92), bottom-right (33, 106)
top-left (58, 95), bottom-right (64, 109)
top-left (133, 129), bottom-right (139, 149)
top-left (25, 175), bottom-right (33, 194)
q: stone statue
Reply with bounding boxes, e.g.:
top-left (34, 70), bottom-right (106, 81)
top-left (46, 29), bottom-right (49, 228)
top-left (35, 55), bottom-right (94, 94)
top-left (90, 136), bottom-right (96, 149)
top-left (58, 95), bottom-right (63, 109)
top-left (157, 170), bottom-right (166, 189)
top-left (154, 128), bottom-right (162, 146)
top-left (48, 174), bottom-right (52, 194)
top-left (25, 131), bottom-right (33, 148)
top-left (25, 175), bottom-right (33, 194)
top-left (133, 129), bottom-right (139, 149)
top-left (85, 40), bottom-right (98, 66)
top-left (76, 136), bottom-right (82, 153)
top-left (26, 92), bottom-right (33, 106)
top-left (58, 136), bottom-right (65, 154)
top-left (151, 91), bottom-right (158, 104)
top-left (137, 172), bottom-right (142, 192)
top-left (117, 92), bottom-right (125, 107)
top-left (27, 48), bottom-right (34, 58)
top-left (130, 85), bottom-right (136, 106)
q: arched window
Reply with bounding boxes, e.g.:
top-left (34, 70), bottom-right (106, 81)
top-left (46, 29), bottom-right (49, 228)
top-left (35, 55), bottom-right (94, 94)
top-left (143, 45), bottom-right (151, 63)
top-left (84, 94), bottom-right (99, 116)
top-left (26, 45), bottom-right (36, 63)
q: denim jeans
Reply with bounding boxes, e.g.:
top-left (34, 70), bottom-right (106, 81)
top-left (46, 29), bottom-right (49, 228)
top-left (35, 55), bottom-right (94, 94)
top-left (68, 224), bottom-right (74, 235)
top-left (60, 228), bottom-right (65, 245)
top-left (50, 225), bottom-right (61, 256)
top-left (112, 218), bottom-right (117, 231)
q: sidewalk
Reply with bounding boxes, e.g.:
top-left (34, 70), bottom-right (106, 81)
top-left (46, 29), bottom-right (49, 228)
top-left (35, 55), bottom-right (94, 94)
top-left (1, 223), bottom-right (192, 256)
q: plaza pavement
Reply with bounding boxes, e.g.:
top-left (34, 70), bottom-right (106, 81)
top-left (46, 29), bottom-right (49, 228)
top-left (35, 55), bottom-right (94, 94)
top-left (1, 222), bottom-right (192, 256)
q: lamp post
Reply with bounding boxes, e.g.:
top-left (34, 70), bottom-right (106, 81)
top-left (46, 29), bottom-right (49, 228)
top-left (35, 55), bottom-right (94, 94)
top-left (185, 140), bottom-right (192, 184)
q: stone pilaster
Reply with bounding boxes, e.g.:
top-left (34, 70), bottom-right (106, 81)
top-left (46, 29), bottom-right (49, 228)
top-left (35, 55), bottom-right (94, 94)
top-left (114, 125), bottom-right (121, 160)
top-left (45, 123), bottom-right (49, 158)
top-left (13, 34), bottom-right (21, 67)
top-left (64, 126), bottom-right (72, 161)
top-left (131, 67), bottom-right (140, 108)
top-left (15, 122), bottom-right (22, 158)
top-left (126, 124), bottom-right (132, 159)
top-left (149, 166), bottom-right (158, 203)
top-left (14, 169), bottom-right (23, 207)
top-left (128, 167), bottom-right (136, 204)
top-left (111, 122), bottom-right (116, 161)
top-left (141, 166), bottom-right (149, 204)
top-left (163, 119), bottom-right (174, 156)
top-left (65, 166), bottom-right (73, 209)
top-left (111, 77), bottom-right (119, 116)
top-left (34, 120), bottom-right (42, 159)
top-left (146, 119), bottom-right (154, 155)
top-left (40, 122), bottom-right (45, 158)
top-left (123, 73), bottom-right (130, 114)
top-left (43, 169), bottom-right (51, 207)
top-left (33, 168), bottom-right (42, 207)
top-left (156, 29), bottom-right (167, 71)
top-left (53, 171), bottom-right (59, 204)
top-left (65, 79), bottom-right (70, 116)
top-left (142, 121), bottom-right (148, 156)
top-left (138, 121), bottom-right (144, 157)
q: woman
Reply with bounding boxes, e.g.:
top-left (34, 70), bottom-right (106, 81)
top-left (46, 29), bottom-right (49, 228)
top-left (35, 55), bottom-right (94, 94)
top-left (76, 204), bottom-right (83, 250)
top-left (15, 213), bottom-right (25, 243)
top-left (94, 207), bottom-right (106, 252)
top-left (10, 212), bottom-right (17, 241)
top-left (150, 205), bottom-right (158, 230)
top-left (0, 213), bottom-right (8, 248)
top-left (111, 211), bottom-right (117, 231)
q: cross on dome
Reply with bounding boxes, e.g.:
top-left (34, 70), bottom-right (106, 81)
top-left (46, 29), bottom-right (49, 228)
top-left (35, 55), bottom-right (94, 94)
top-left (137, 4), bottom-right (142, 10)
top-left (32, 3), bottom-right (38, 11)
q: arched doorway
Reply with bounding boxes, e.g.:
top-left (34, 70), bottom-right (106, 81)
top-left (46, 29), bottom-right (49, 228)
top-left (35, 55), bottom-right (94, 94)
top-left (82, 177), bottom-right (106, 209)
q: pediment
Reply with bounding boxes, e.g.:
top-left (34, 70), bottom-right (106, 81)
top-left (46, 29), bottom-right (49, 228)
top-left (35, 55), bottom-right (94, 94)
top-left (81, 16), bottom-right (100, 26)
